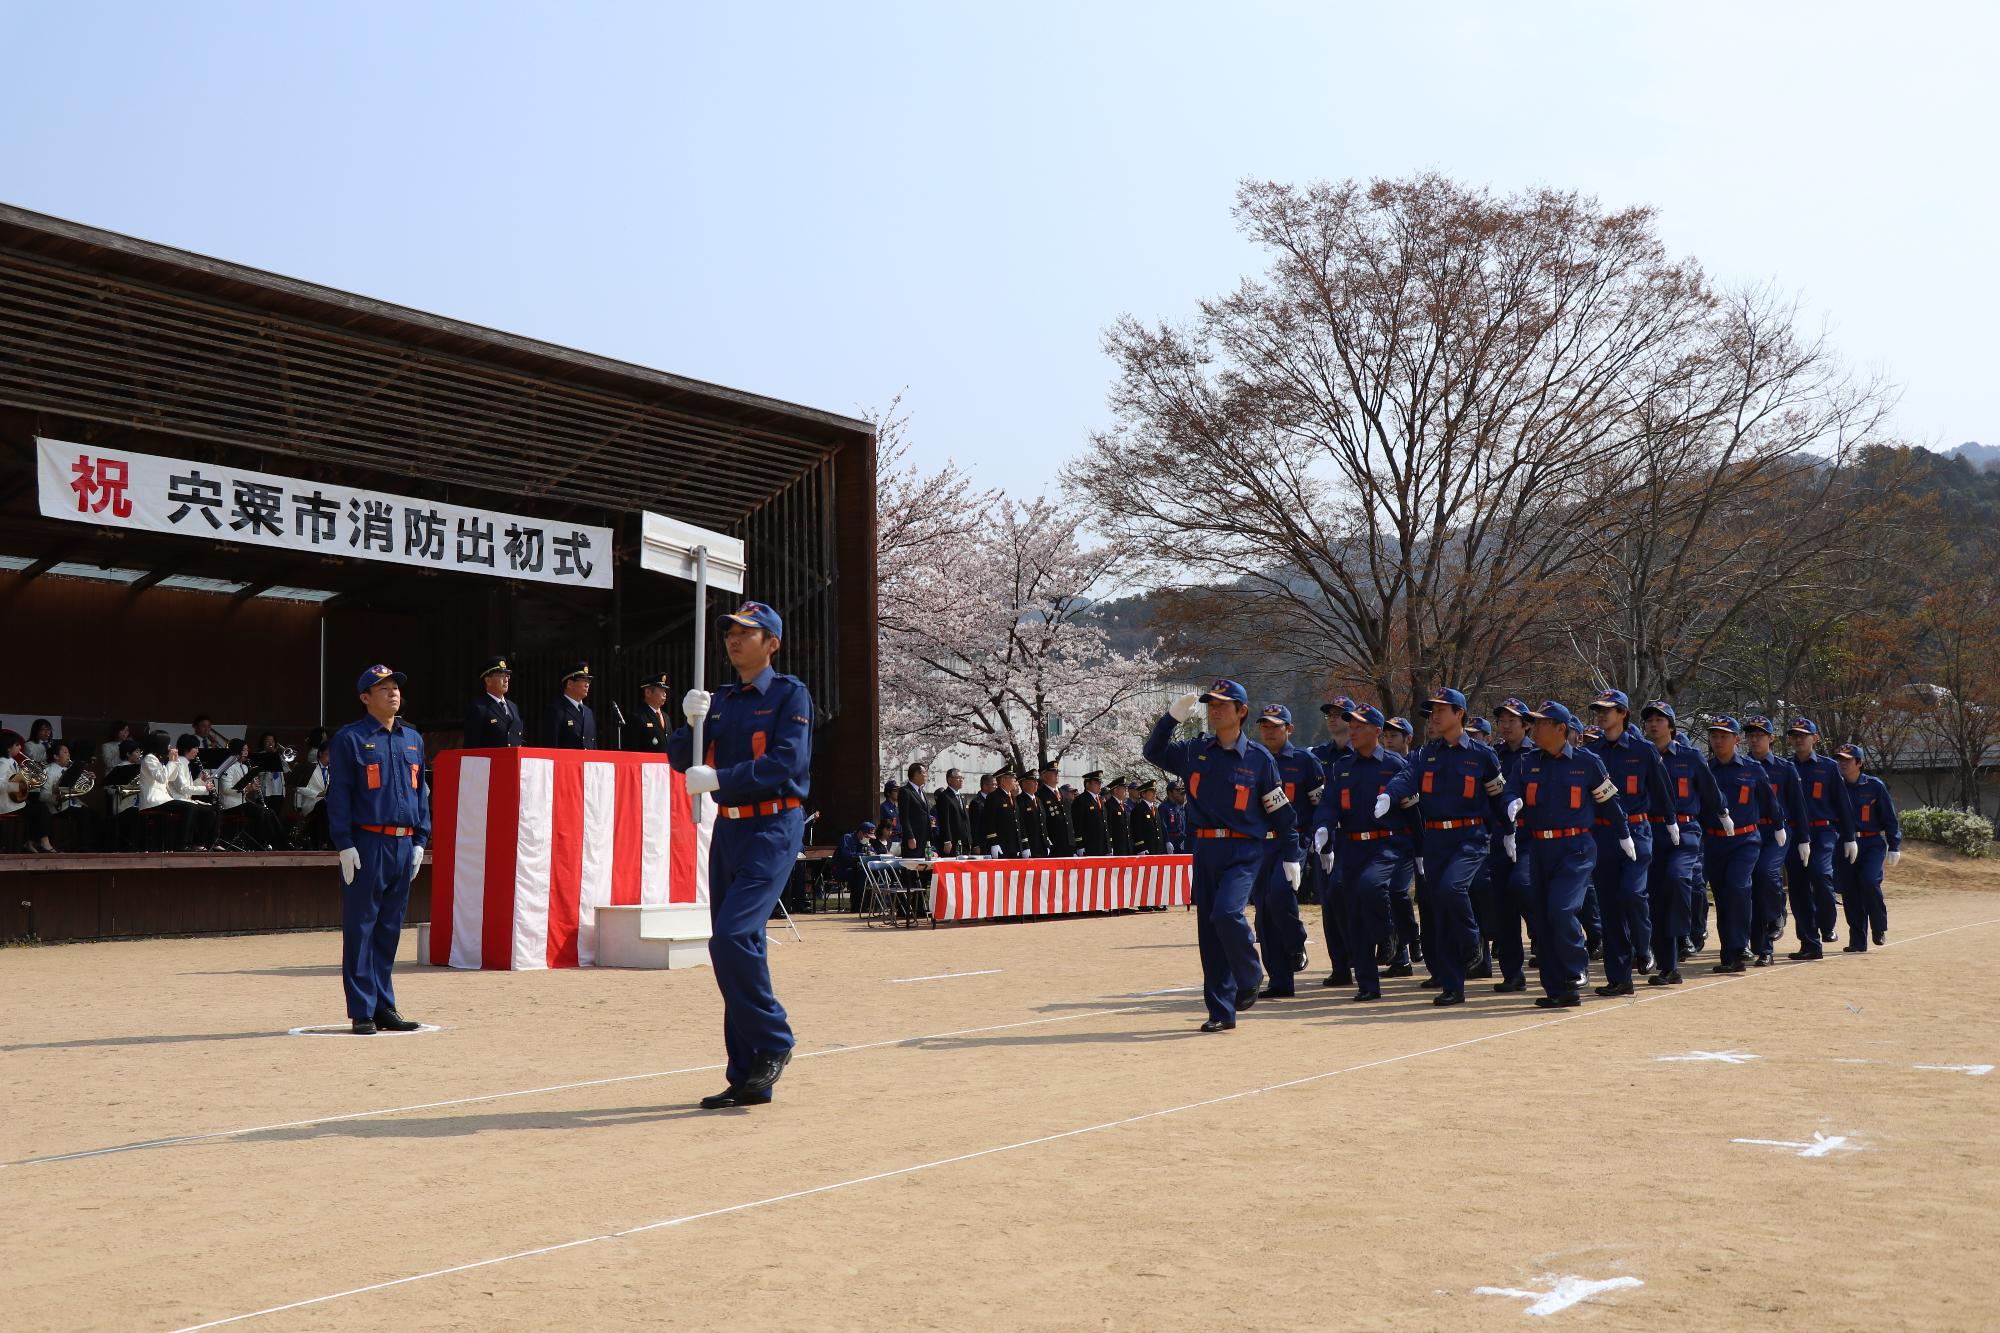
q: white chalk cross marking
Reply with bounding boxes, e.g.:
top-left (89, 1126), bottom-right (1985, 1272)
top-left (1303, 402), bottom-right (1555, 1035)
top-left (1656, 1049), bottom-right (1759, 1064)
top-left (1731, 1131), bottom-right (1861, 1158)
top-left (1475, 1275), bottom-right (1644, 1316)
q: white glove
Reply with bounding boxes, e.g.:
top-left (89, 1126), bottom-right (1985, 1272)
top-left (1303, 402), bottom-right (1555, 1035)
top-left (683, 765), bottom-right (719, 795)
top-left (409, 845), bottom-right (424, 885)
top-left (1774, 827), bottom-right (1787, 848)
top-left (1506, 798), bottom-right (1523, 823)
top-left (1796, 840), bottom-right (1809, 866)
top-left (1282, 860), bottom-right (1301, 890)
top-left (682, 688), bottom-right (712, 724)
top-left (338, 846), bottom-right (360, 884)
top-left (1022, 848), bottom-right (1033, 858)
top-left (1887, 849), bottom-right (1900, 867)
top-left (1720, 813), bottom-right (1735, 837)
top-left (1373, 793), bottom-right (1391, 819)
top-left (1503, 833), bottom-right (1517, 862)
top-left (1620, 836), bottom-right (1637, 862)
top-left (1843, 840), bottom-right (1858, 864)
top-left (1318, 851), bottom-right (1334, 873)
top-left (1667, 822), bottom-right (1681, 846)
top-left (989, 844), bottom-right (1002, 857)
top-left (1313, 826), bottom-right (1330, 852)
top-left (1167, 691), bottom-right (1201, 723)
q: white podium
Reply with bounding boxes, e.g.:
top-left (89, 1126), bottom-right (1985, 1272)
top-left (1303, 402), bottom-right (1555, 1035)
top-left (593, 903), bottom-right (713, 969)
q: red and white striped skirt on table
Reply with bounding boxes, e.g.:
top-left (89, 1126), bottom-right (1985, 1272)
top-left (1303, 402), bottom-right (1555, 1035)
top-left (928, 855), bottom-right (1192, 921)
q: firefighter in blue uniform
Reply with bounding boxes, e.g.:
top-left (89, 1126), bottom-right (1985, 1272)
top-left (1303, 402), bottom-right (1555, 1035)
top-left (461, 656), bottom-right (525, 748)
top-left (1486, 698), bottom-right (1537, 991)
top-left (1834, 743), bottom-right (1899, 951)
top-left (1316, 704), bottom-right (1414, 1001)
top-left (1463, 713), bottom-right (1502, 981)
top-left (1380, 713), bottom-right (1423, 968)
top-left (1379, 687), bottom-right (1510, 1007)
top-left (544, 662), bottom-right (598, 749)
top-left (1144, 679), bottom-right (1299, 1032)
top-left (1743, 717), bottom-right (1806, 964)
top-left (327, 664), bottom-right (430, 1035)
top-left (1159, 781), bottom-right (1188, 851)
top-left (1786, 717), bottom-right (1857, 959)
top-left (1504, 702), bottom-right (1618, 1008)
top-left (1641, 700), bottom-right (1725, 982)
top-left (671, 601), bottom-right (813, 1108)
top-left (1252, 704), bottom-right (1320, 996)
top-left (1562, 709), bottom-right (1604, 958)
top-left (1703, 716), bottom-right (1780, 972)
top-left (1583, 689), bottom-right (1670, 995)
top-left (1309, 697), bottom-right (1358, 983)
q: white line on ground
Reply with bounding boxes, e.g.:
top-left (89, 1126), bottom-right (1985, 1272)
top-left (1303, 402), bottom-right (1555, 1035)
top-left (162, 912), bottom-right (2000, 1331)
top-left (1731, 1132), bottom-right (1861, 1158)
top-left (885, 969), bottom-right (1003, 983)
top-left (1475, 1274), bottom-right (1644, 1316)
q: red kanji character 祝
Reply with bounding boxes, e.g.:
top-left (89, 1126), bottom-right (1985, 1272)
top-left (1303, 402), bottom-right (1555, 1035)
top-left (69, 455), bottom-right (134, 518)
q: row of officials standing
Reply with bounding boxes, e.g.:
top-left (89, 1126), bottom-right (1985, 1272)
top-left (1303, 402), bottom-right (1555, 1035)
top-left (459, 657), bottom-right (679, 754)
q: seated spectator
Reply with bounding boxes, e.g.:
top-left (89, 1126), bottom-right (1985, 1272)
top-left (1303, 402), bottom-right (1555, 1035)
top-left (2, 729), bottom-right (55, 852)
top-left (835, 820), bottom-right (876, 897)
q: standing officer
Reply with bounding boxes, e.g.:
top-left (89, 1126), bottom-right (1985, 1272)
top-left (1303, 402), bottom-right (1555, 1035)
top-left (1485, 698), bottom-right (1538, 992)
top-left (1310, 697), bottom-right (1357, 980)
top-left (1071, 772), bottom-right (1111, 855)
top-left (1253, 704), bottom-right (1321, 996)
top-left (1742, 716), bottom-right (1805, 965)
top-left (1703, 717), bottom-right (1778, 973)
top-left (1377, 713), bottom-right (1423, 964)
top-left (1505, 702), bottom-right (1618, 1008)
top-left (979, 767), bottom-right (1026, 857)
top-left (1037, 765), bottom-right (1074, 856)
top-left (1379, 687), bottom-right (1511, 1006)
top-left (1641, 700), bottom-right (1725, 982)
top-left (1316, 704), bottom-right (1413, 1001)
top-left (545, 662), bottom-right (598, 749)
top-left (1786, 717), bottom-right (1857, 959)
top-left (672, 600), bottom-right (812, 1109)
top-left (897, 763), bottom-right (933, 858)
top-left (1104, 777), bottom-right (1134, 855)
top-left (1463, 713), bottom-right (1501, 980)
top-left (1160, 781), bottom-right (1188, 851)
top-left (933, 768), bottom-right (971, 857)
top-left (1583, 689), bottom-right (1669, 997)
top-left (967, 773), bottom-right (994, 833)
top-left (1833, 742), bottom-right (1899, 951)
top-left (1130, 779), bottom-right (1165, 853)
top-left (462, 656), bottom-right (524, 749)
top-left (626, 671), bottom-right (674, 754)
top-left (1144, 679), bottom-right (1299, 1032)
top-left (1019, 770), bottom-right (1052, 857)
top-left (326, 664), bottom-right (430, 1035)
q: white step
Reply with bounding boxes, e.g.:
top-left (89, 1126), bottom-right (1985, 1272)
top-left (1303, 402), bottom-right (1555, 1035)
top-left (594, 903), bottom-right (713, 970)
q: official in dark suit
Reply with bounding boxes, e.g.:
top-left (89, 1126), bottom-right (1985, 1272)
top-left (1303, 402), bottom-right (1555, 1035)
top-left (626, 672), bottom-right (673, 754)
top-left (461, 656), bottom-right (524, 749)
top-left (1130, 779), bottom-right (1165, 853)
top-left (898, 762), bottom-right (933, 857)
top-left (1072, 771), bottom-right (1111, 855)
top-left (1021, 774), bottom-right (1052, 856)
top-left (1105, 776), bottom-right (1135, 855)
top-left (1037, 764), bottom-right (1073, 855)
top-left (933, 768), bottom-right (972, 857)
top-left (978, 767), bottom-right (1026, 857)
top-left (544, 661), bottom-right (598, 749)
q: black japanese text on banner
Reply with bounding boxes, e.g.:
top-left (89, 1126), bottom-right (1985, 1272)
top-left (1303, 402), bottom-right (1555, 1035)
top-left (37, 438), bottom-right (614, 590)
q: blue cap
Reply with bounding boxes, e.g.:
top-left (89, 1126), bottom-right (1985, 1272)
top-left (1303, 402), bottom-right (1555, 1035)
top-left (1423, 687), bottom-right (1467, 714)
top-left (718, 600), bottom-right (783, 638)
top-left (1348, 704), bottom-right (1387, 728)
top-left (1318, 694), bottom-right (1359, 716)
top-left (1258, 703), bottom-right (1293, 726)
top-left (1525, 699), bottom-right (1575, 728)
top-left (355, 663), bottom-right (406, 694)
top-left (1788, 716), bottom-right (1819, 736)
top-left (1591, 689), bottom-right (1630, 711)
top-left (1835, 742), bottom-right (1866, 763)
top-left (1743, 714), bottom-right (1775, 735)
top-left (1384, 715), bottom-right (1414, 736)
top-left (1199, 678), bottom-right (1249, 705)
top-left (1495, 697), bottom-right (1531, 719)
top-left (861, 820), bottom-right (877, 831)
top-left (1468, 716), bottom-right (1492, 735)
top-left (1707, 715), bottom-right (1742, 735)
top-left (1583, 723), bottom-right (1604, 740)
top-left (1640, 699), bottom-right (1676, 722)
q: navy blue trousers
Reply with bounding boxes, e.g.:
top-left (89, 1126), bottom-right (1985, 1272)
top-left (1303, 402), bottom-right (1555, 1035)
top-left (1255, 842), bottom-right (1308, 992)
top-left (1527, 835), bottom-right (1595, 1001)
top-left (1704, 831), bottom-right (1760, 961)
top-left (708, 807), bottom-right (802, 1088)
top-left (1753, 829), bottom-right (1789, 955)
top-left (1313, 850), bottom-right (1348, 979)
top-left (1837, 836), bottom-right (1888, 947)
top-left (1418, 828), bottom-right (1486, 995)
top-left (1590, 822), bottom-right (1653, 986)
top-left (1344, 845), bottom-right (1408, 996)
top-left (1490, 851), bottom-right (1533, 985)
top-left (340, 830), bottom-right (415, 1021)
top-left (1648, 823), bottom-right (1700, 968)
top-left (1193, 838), bottom-right (1264, 1023)
top-left (1389, 855), bottom-right (1418, 965)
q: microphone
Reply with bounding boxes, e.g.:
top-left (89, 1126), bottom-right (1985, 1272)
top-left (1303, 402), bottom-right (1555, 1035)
top-left (611, 703), bottom-right (627, 725)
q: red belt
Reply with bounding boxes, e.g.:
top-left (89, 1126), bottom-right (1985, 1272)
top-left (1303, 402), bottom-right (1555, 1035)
top-left (359, 824), bottom-right (414, 837)
top-left (1648, 815), bottom-right (1693, 825)
top-left (1758, 819), bottom-right (1776, 827)
top-left (1810, 819), bottom-right (1831, 827)
top-left (1857, 829), bottom-right (1882, 838)
top-left (1346, 830), bottom-right (1398, 842)
top-left (1595, 814), bottom-right (1646, 827)
top-left (1196, 828), bottom-right (1249, 840)
top-left (1425, 818), bottom-right (1483, 830)
top-left (1707, 825), bottom-right (1755, 838)
top-left (1530, 827), bottom-right (1588, 840)
top-left (718, 797), bottom-right (802, 820)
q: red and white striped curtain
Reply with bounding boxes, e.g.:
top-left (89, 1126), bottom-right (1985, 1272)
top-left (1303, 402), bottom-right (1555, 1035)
top-left (929, 855), bottom-right (1192, 921)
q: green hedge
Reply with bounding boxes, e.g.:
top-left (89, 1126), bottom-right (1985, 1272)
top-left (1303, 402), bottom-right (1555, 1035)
top-left (1899, 807), bottom-right (1997, 858)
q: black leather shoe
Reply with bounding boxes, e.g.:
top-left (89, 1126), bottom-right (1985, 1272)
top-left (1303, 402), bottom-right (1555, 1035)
top-left (1821, 930), bottom-right (1837, 943)
top-left (350, 1019), bottom-right (377, 1035)
top-left (1384, 962), bottom-right (1414, 978)
top-left (1841, 943), bottom-right (1866, 953)
top-left (1331, 969), bottom-right (1353, 986)
top-left (1292, 952), bottom-right (1309, 972)
top-left (1636, 952), bottom-right (1654, 975)
top-left (1235, 989), bottom-right (1259, 1011)
top-left (1535, 994), bottom-right (1581, 1008)
top-left (374, 1007), bottom-right (421, 1032)
top-left (1432, 990), bottom-right (1464, 1007)
top-left (1646, 971), bottom-right (1681, 987)
top-left (1321, 974), bottom-right (1343, 987)
top-left (1467, 961), bottom-right (1494, 980)
top-left (1587, 942), bottom-right (1603, 960)
top-left (1753, 954), bottom-right (1772, 967)
top-left (1419, 976), bottom-right (1443, 989)
top-left (1351, 991), bottom-right (1382, 1002)
top-left (1594, 981), bottom-right (1635, 997)
top-left (1712, 959), bottom-right (1745, 973)
top-left (740, 1048), bottom-right (793, 1094)
top-left (699, 1086), bottom-right (773, 1109)
top-left (1526, 953), bottom-right (1539, 969)
top-left (1493, 977), bottom-right (1526, 993)
top-left (1786, 947), bottom-right (1818, 960)
top-left (1873, 931), bottom-right (1885, 946)
top-left (1199, 1018), bottom-right (1235, 1033)
top-left (1258, 987), bottom-right (1294, 999)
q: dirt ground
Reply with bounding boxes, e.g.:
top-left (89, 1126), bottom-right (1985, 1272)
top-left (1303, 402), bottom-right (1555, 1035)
top-left (5, 845), bottom-right (1998, 1332)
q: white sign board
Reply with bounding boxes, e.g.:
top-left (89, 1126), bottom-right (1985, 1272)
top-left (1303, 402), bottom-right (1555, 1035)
top-left (640, 510), bottom-right (744, 594)
top-left (38, 437), bottom-right (614, 590)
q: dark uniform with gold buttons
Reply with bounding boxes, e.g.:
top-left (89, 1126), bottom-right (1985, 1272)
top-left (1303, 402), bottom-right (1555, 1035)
top-left (626, 671), bottom-right (673, 754)
top-left (543, 661), bottom-right (598, 749)
top-left (462, 655), bottom-right (525, 749)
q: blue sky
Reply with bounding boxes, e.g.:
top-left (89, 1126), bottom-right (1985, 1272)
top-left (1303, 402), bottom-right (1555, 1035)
top-left (3, 1), bottom-right (1991, 494)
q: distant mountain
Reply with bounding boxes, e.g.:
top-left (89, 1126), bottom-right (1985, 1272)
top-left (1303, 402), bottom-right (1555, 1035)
top-left (1946, 441), bottom-right (2000, 471)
